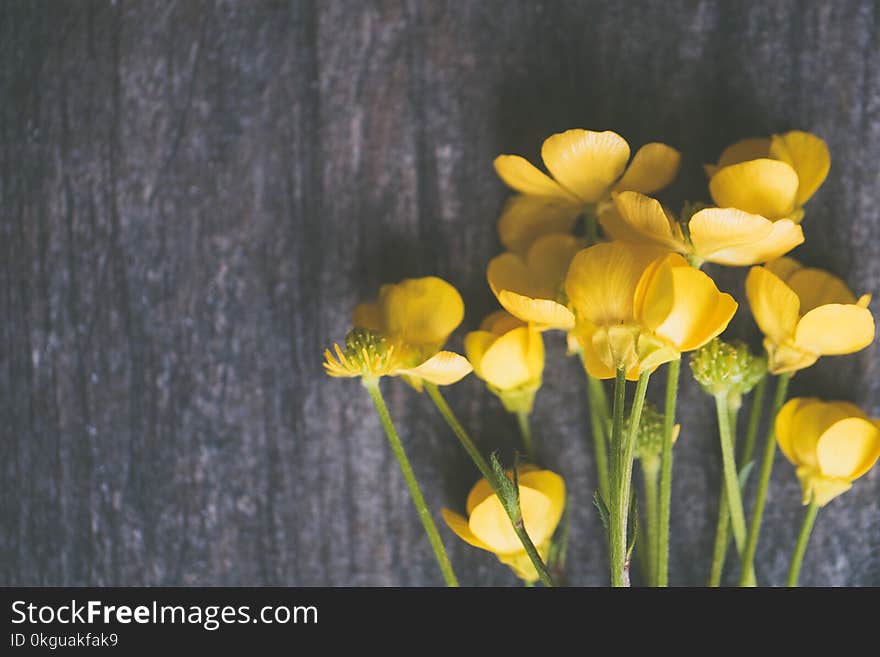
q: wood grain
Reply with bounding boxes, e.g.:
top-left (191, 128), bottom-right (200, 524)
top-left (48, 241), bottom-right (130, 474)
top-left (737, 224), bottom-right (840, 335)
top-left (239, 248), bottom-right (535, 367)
top-left (2, 0), bottom-right (878, 586)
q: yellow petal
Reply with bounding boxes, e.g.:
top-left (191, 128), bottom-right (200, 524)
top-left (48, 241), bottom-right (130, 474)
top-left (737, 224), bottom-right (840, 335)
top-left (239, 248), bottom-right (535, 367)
top-left (380, 277), bottom-right (465, 347)
top-left (565, 242), bottom-right (666, 326)
top-left (794, 304), bottom-right (876, 356)
top-left (796, 468), bottom-right (852, 507)
top-left (790, 401), bottom-right (856, 469)
top-left (488, 252), bottom-right (540, 298)
top-left (469, 485), bottom-right (557, 553)
top-left (464, 330), bottom-right (495, 379)
top-left (518, 470), bottom-right (566, 529)
top-left (479, 310), bottom-right (525, 335)
top-left (541, 129), bottom-right (630, 203)
top-left (638, 255), bottom-right (738, 351)
top-left (858, 294), bottom-right (872, 308)
top-left (493, 154), bottom-right (575, 200)
top-left (599, 191), bottom-right (686, 251)
top-left (497, 194), bottom-right (583, 255)
top-left (525, 233), bottom-right (584, 293)
top-left (785, 267), bottom-right (857, 312)
top-left (770, 131), bottom-right (831, 207)
top-left (689, 208), bottom-right (803, 266)
top-left (704, 137), bottom-right (772, 177)
top-left (776, 398), bottom-right (821, 464)
top-left (478, 326), bottom-right (544, 390)
top-left (613, 142), bottom-right (681, 194)
top-left (398, 350), bottom-right (473, 385)
top-left (352, 302), bottom-right (382, 331)
top-left (765, 256), bottom-right (803, 282)
top-left (466, 478), bottom-right (496, 516)
top-left (441, 508), bottom-right (492, 551)
top-left (497, 291), bottom-right (575, 330)
top-left (573, 322), bottom-right (618, 379)
top-left (709, 158), bottom-right (799, 219)
top-left (816, 417), bottom-right (880, 480)
top-left (745, 266), bottom-right (800, 346)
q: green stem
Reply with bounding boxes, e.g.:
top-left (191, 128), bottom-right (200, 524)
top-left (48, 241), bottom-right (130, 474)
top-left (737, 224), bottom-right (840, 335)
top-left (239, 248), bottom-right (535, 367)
top-left (655, 357), bottom-right (680, 587)
top-left (364, 379), bottom-right (458, 587)
top-left (707, 396), bottom-right (741, 587)
top-left (786, 497), bottom-right (819, 587)
top-left (740, 374), bottom-right (767, 466)
top-left (424, 382), bottom-right (554, 587)
top-left (515, 410), bottom-right (536, 462)
top-left (610, 369), bottom-right (651, 587)
top-left (641, 458), bottom-right (660, 587)
top-left (714, 393), bottom-right (754, 585)
top-left (586, 373), bottom-right (611, 503)
top-left (739, 372), bottom-right (791, 586)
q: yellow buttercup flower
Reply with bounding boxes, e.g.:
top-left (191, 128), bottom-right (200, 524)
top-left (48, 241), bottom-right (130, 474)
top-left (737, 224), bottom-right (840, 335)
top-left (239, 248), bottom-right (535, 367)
top-left (487, 233), bottom-right (583, 330)
top-left (776, 398), bottom-right (880, 506)
top-left (442, 467), bottom-right (565, 583)
top-left (599, 190), bottom-right (803, 266)
top-left (323, 276), bottom-right (473, 388)
top-left (465, 311), bottom-right (544, 414)
top-left (565, 242), bottom-right (737, 379)
top-left (494, 129), bottom-right (681, 254)
top-left (745, 258), bottom-right (875, 374)
top-left (707, 131), bottom-right (830, 223)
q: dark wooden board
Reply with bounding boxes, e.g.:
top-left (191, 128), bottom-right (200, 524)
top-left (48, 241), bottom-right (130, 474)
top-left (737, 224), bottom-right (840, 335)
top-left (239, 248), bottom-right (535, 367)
top-left (2, 0), bottom-right (878, 586)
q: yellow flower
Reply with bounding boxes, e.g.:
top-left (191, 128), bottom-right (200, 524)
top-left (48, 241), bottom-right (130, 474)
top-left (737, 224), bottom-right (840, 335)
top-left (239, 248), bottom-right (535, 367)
top-left (745, 258), bottom-right (875, 374)
top-left (323, 276), bottom-right (473, 388)
top-left (565, 242), bottom-right (737, 379)
top-left (707, 131), bottom-right (830, 223)
top-left (442, 466), bottom-right (565, 583)
top-left (487, 233), bottom-right (583, 330)
top-left (776, 398), bottom-right (880, 506)
top-left (599, 190), bottom-right (804, 266)
top-left (494, 129), bottom-right (681, 254)
top-left (465, 311), bottom-right (544, 414)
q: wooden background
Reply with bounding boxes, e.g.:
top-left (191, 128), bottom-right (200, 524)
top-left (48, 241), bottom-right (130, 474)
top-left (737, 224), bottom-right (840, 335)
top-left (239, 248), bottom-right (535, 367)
top-left (2, 0), bottom-right (878, 586)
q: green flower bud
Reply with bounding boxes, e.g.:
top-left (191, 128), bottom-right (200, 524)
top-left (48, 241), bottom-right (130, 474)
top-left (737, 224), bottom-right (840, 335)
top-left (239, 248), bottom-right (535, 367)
top-left (690, 338), bottom-right (767, 405)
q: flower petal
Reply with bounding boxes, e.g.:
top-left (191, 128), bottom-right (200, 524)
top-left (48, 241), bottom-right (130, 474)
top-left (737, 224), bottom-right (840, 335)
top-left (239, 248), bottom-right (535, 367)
top-left (770, 131), bottom-right (831, 207)
top-left (479, 310), bottom-right (525, 334)
top-left (497, 290), bottom-right (576, 330)
top-left (398, 350), bottom-right (473, 385)
top-left (352, 302), bottom-right (382, 331)
top-left (613, 142), bottom-right (681, 194)
top-left (464, 330), bottom-right (495, 379)
top-left (469, 485), bottom-right (554, 554)
top-left (497, 194), bottom-right (582, 255)
top-left (541, 129), bottom-right (630, 203)
top-left (790, 401), bottom-right (854, 469)
top-left (704, 137), bottom-right (771, 177)
top-left (709, 158), bottom-right (799, 219)
top-left (599, 191), bottom-right (686, 251)
top-left (639, 255), bottom-right (738, 351)
top-left (525, 233), bottom-right (584, 293)
top-left (794, 304), bottom-right (875, 355)
top-left (441, 508), bottom-right (492, 551)
top-left (478, 326), bottom-right (544, 390)
top-left (518, 469), bottom-right (566, 532)
top-left (775, 398), bottom-right (821, 465)
top-left (816, 417), bottom-right (880, 480)
top-left (493, 154), bottom-right (575, 200)
top-left (466, 478), bottom-right (496, 516)
top-left (785, 267), bottom-right (857, 312)
top-left (689, 208), bottom-right (803, 265)
top-left (765, 256), bottom-right (803, 282)
top-left (745, 266), bottom-right (801, 346)
top-left (380, 277), bottom-right (465, 347)
top-left (565, 242), bottom-right (665, 326)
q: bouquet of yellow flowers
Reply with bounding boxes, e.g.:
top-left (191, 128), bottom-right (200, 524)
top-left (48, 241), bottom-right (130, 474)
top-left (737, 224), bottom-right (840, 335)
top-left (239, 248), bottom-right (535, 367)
top-left (324, 128), bottom-right (878, 587)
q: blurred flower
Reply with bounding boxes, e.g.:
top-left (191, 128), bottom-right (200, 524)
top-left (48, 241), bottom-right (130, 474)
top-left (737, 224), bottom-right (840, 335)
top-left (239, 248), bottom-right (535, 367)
top-left (746, 258), bottom-right (875, 374)
top-left (632, 404), bottom-right (680, 467)
top-left (465, 311), bottom-right (544, 414)
top-left (706, 131), bottom-right (830, 223)
top-left (565, 242), bottom-right (737, 379)
top-left (323, 276), bottom-right (472, 388)
top-left (442, 466), bottom-right (565, 583)
top-left (599, 191), bottom-right (803, 266)
top-left (487, 233), bottom-right (583, 330)
top-left (495, 129), bottom-right (680, 254)
top-left (776, 398), bottom-right (880, 506)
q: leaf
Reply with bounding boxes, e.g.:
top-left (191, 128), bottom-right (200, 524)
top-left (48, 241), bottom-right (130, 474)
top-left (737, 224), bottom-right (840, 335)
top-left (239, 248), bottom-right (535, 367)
top-left (626, 489), bottom-right (640, 563)
top-left (490, 452), bottom-right (520, 520)
top-left (738, 461), bottom-right (755, 490)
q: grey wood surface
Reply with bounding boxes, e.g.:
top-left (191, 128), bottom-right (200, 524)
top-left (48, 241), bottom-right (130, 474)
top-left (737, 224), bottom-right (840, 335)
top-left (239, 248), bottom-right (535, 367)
top-left (2, 0), bottom-right (878, 586)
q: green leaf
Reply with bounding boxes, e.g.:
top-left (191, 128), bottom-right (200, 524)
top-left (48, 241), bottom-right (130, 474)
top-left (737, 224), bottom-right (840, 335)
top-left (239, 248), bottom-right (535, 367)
top-left (738, 461), bottom-right (755, 490)
top-left (626, 489), bottom-right (639, 563)
top-left (490, 452), bottom-right (520, 520)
